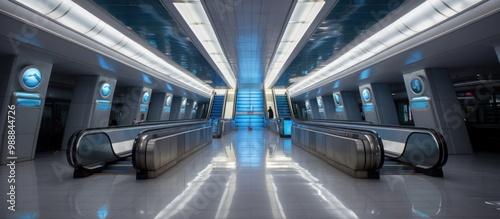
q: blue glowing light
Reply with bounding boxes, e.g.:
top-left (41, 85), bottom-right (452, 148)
top-left (97, 55), bottom-right (116, 72)
top-left (411, 101), bottom-right (429, 109)
top-left (284, 120), bottom-right (292, 135)
top-left (100, 83), bottom-right (111, 98)
top-left (363, 103), bottom-right (374, 112)
top-left (97, 204), bottom-right (108, 219)
top-left (405, 51), bottom-right (423, 65)
top-left (16, 98), bottom-right (41, 107)
top-left (362, 88), bottom-right (371, 102)
top-left (413, 209), bottom-right (430, 218)
top-left (334, 93), bottom-right (341, 105)
top-left (237, 34), bottom-right (263, 84)
top-left (333, 80), bottom-right (340, 89)
top-left (16, 212), bottom-right (37, 219)
top-left (96, 100), bottom-right (111, 111)
top-left (142, 73), bottom-right (153, 84)
top-left (283, 139), bottom-right (292, 155)
top-left (22, 67), bottom-right (42, 89)
top-left (165, 83), bottom-right (173, 91)
top-left (336, 106), bottom-right (344, 112)
top-left (142, 92), bottom-right (150, 103)
top-left (140, 104), bottom-right (149, 112)
top-left (410, 78), bottom-right (424, 94)
top-left (359, 68), bottom-right (371, 80)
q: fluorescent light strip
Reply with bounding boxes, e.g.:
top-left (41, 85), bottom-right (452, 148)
top-left (288, 0), bottom-right (484, 96)
top-left (12, 0), bottom-right (213, 96)
top-left (264, 0), bottom-right (325, 89)
top-left (173, 1), bottom-right (237, 89)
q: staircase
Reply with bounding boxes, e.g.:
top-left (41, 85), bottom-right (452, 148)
top-left (235, 89), bottom-right (264, 128)
top-left (276, 95), bottom-right (291, 118)
top-left (210, 95), bottom-right (224, 119)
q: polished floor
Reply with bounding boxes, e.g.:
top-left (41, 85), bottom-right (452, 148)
top-left (1, 128), bottom-right (500, 219)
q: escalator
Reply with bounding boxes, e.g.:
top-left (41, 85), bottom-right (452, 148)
top-left (275, 95), bottom-right (291, 118)
top-left (235, 89), bottom-right (264, 128)
top-left (210, 95), bottom-right (224, 120)
top-left (67, 120), bottom-right (209, 178)
top-left (292, 120), bottom-right (448, 178)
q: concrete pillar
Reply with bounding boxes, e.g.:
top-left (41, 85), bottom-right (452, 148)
top-left (359, 83), bottom-right (399, 125)
top-left (332, 91), bottom-right (362, 121)
top-left (62, 75), bottom-right (116, 150)
top-left (403, 69), bottom-right (472, 154)
top-left (0, 56), bottom-right (52, 164)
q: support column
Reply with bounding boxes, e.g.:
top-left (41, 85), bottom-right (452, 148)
top-left (170, 96), bottom-right (187, 119)
top-left (62, 75), bottom-right (116, 150)
top-left (120, 87), bottom-right (152, 125)
top-left (147, 93), bottom-right (173, 121)
top-left (0, 56), bottom-right (52, 164)
top-left (185, 99), bottom-right (196, 119)
top-left (359, 83), bottom-right (399, 125)
top-left (321, 95), bottom-right (336, 119)
top-left (332, 91), bottom-right (362, 121)
top-left (305, 100), bottom-right (314, 119)
top-left (316, 96), bottom-right (327, 119)
top-left (403, 69), bottom-right (472, 154)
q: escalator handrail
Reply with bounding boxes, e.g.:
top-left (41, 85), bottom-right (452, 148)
top-left (297, 119), bottom-right (448, 170)
top-left (66, 119), bottom-right (207, 169)
top-left (132, 121), bottom-right (210, 172)
top-left (294, 121), bottom-right (385, 171)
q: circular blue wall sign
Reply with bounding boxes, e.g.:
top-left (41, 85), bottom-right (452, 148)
top-left (362, 88), bottom-right (371, 102)
top-left (410, 78), bottom-right (424, 94)
top-left (334, 93), bottom-right (341, 105)
top-left (100, 83), bottom-right (111, 98)
top-left (142, 92), bottom-right (150, 103)
top-left (22, 67), bottom-right (42, 89)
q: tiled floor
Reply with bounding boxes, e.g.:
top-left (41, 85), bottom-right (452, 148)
top-left (1, 128), bottom-right (500, 219)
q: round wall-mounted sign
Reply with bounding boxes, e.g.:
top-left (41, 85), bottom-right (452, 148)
top-left (317, 97), bottom-right (323, 108)
top-left (334, 93), bottom-right (341, 105)
top-left (100, 83), bottom-right (111, 98)
top-left (362, 88), bottom-right (371, 102)
top-left (142, 92), bottom-right (150, 103)
top-left (410, 77), bottom-right (424, 94)
top-left (21, 66), bottom-right (42, 89)
top-left (165, 95), bottom-right (172, 106)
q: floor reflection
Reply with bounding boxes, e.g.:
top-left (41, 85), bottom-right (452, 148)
top-left (2, 129), bottom-right (499, 219)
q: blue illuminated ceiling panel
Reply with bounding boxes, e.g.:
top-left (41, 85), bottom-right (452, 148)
top-left (275, 0), bottom-right (408, 87)
top-left (92, 0), bottom-right (226, 87)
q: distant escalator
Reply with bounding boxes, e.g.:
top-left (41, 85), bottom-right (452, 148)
top-left (275, 95), bottom-right (291, 118)
top-left (235, 89), bottom-right (264, 128)
top-left (210, 95), bottom-right (224, 120)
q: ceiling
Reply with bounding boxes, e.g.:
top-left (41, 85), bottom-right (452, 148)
top-left (90, 0), bottom-right (410, 89)
top-left (1, 0), bottom-right (499, 101)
